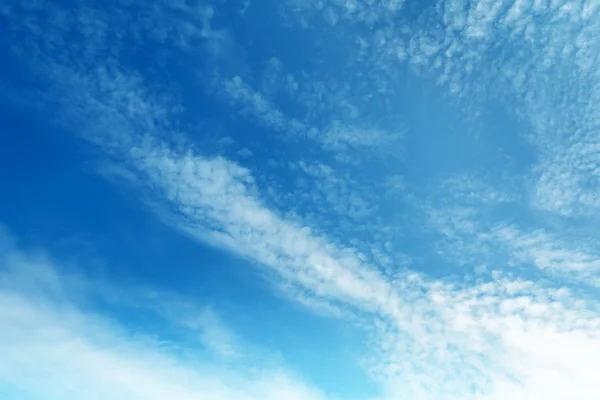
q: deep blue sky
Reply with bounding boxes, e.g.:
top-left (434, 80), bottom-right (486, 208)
top-left (2, 1), bottom-right (600, 399)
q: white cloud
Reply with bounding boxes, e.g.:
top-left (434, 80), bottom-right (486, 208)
top-left (220, 74), bottom-right (394, 157)
top-left (492, 224), bottom-right (600, 283)
top-left (5, 1), bottom-right (600, 399)
top-left (0, 227), bottom-right (328, 400)
top-left (37, 61), bottom-right (397, 320)
top-left (42, 39), bottom-right (600, 400)
top-left (427, 204), bottom-right (600, 284)
top-left (365, 272), bottom-right (600, 400)
top-left (194, 307), bottom-right (240, 359)
top-left (430, 0), bottom-right (600, 217)
top-left (284, 0), bottom-right (406, 26)
top-left (281, 0), bottom-right (600, 219)
top-left (291, 161), bottom-right (376, 223)
top-left (434, 174), bottom-right (520, 205)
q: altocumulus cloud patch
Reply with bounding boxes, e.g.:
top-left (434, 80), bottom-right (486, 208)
top-left (1, 1), bottom-right (600, 399)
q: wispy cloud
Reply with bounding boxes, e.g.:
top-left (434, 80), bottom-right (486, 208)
top-left (493, 224), bottom-right (600, 281)
top-left (193, 306), bottom-right (240, 359)
top-left (284, 0), bottom-right (406, 26)
top-left (220, 74), bottom-right (395, 159)
top-left (59, 67), bottom-right (600, 397)
top-left (40, 62), bottom-right (394, 319)
top-left (221, 75), bottom-right (310, 137)
top-left (0, 227), bottom-right (328, 400)
top-left (281, 0), bottom-right (600, 220)
top-left (4, 1), bottom-right (600, 399)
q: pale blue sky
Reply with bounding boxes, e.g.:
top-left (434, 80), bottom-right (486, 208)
top-left (1, 1), bottom-right (600, 399)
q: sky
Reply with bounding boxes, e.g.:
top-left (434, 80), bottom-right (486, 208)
top-left (1, 0), bottom-right (600, 399)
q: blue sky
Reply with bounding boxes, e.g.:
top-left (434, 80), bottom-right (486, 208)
top-left (1, 0), bottom-right (600, 399)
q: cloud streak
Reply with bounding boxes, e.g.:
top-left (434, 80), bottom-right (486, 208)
top-left (3, 0), bottom-right (600, 399)
top-left (0, 227), bottom-right (328, 400)
top-left (64, 68), bottom-right (600, 396)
